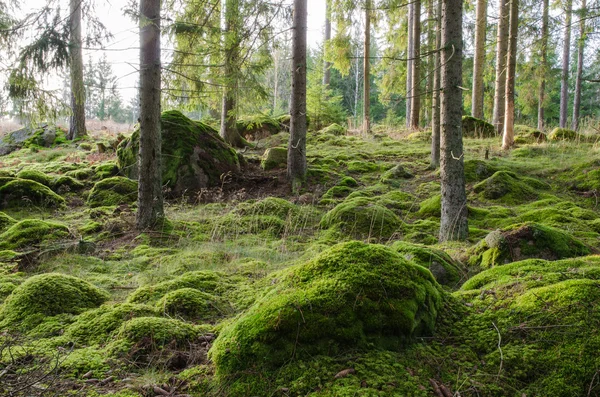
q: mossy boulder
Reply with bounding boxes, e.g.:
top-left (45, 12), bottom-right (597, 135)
top-left (156, 288), bottom-right (227, 322)
top-left (380, 164), bottom-right (414, 187)
top-left (473, 171), bottom-right (548, 203)
top-left (0, 211), bottom-right (16, 232)
top-left (418, 194), bottom-right (441, 217)
top-left (464, 159), bottom-right (499, 182)
top-left (93, 162), bottom-right (120, 180)
top-left (87, 176), bottom-right (138, 208)
top-left (16, 169), bottom-right (53, 187)
top-left (0, 219), bottom-right (70, 250)
top-left (0, 178), bottom-right (65, 209)
top-left (52, 175), bottom-right (85, 192)
top-left (468, 222), bottom-right (590, 268)
top-left (211, 241), bottom-right (443, 378)
top-left (237, 114), bottom-right (282, 140)
top-left (117, 110), bottom-right (241, 195)
top-left (234, 197), bottom-right (299, 219)
top-left (548, 127), bottom-right (578, 141)
top-left (261, 147), bottom-right (287, 170)
top-left (321, 197), bottom-right (404, 239)
top-left (462, 116), bottom-right (495, 138)
top-left (347, 160), bottom-right (380, 173)
top-left (319, 123), bottom-right (346, 136)
top-left (0, 273), bottom-right (109, 330)
top-left (514, 125), bottom-right (546, 144)
top-left (391, 241), bottom-right (464, 286)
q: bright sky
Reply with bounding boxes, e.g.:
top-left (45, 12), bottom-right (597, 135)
top-left (20, 0), bottom-right (327, 102)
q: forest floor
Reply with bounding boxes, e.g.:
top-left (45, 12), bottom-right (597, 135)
top-left (1, 123), bottom-right (600, 396)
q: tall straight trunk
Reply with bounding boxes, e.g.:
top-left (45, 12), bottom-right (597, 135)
top-left (68, 0), bottom-right (87, 140)
top-left (439, 0), bottom-right (468, 242)
top-left (287, 0), bottom-right (307, 191)
top-left (363, 0), bottom-right (371, 134)
top-left (220, 0), bottom-right (245, 147)
top-left (354, 42), bottom-right (360, 124)
top-left (424, 0), bottom-right (435, 125)
top-left (323, 0), bottom-right (332, 86)
top-left (572, 0), bottom-right (586, 131)
top-left (410, 0), bottom-right (421, 129)
top-left (431, 0), bottom-right (442, 168)
top-left (537, 0), bottom-right (549, 130)
top-left (559, 0), bottom-right (573, 128)
top-left (471, 0), bottom-right (487, 119)
top-left (406, 2), bottom-right (413, 128)
top-left (137, 0), bottom-right (164, 230)
top-left (273, 50), bottom-right (279, 112)
top-left (492, 0), bottom-right (509, 135)
top-left (502, 0), bottom-right (518, 150)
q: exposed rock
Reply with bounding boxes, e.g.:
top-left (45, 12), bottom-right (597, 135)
top-left (261, 147), bottom-right (287, 171)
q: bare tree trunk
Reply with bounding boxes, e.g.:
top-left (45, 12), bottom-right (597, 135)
top-left (68, 0), bottom-right (87, 140)
top-left (439, 0), bottom-right (468, 242)
top-left (560, 0), bottom-right (573, 129)
top-left (502, 0), bottom-right (518, 150)
top-left (572, 0), bottom-right (586, 131)
top-left (354, 41), bottom-right (360, 124)
top-left (410, 0), bottom-right (421, 130)
top-left (363, 0), bottom-right (371, 134)
top-left (424, 0), bottom-right (435, 125)
top-left (472, 0), bottom-right (487, 119)
top-left (287, 0), bottom-right (307, 192)
top-left (406, 2), bottom-right (413, 128)
top-left (273, 50), bottom-right (279, 112)
top-left (323, 0), bottom-right (332, 86)
top-left (137, 0), bottom-right (164, 230)
top-left (431, 0), bottom-right (442, 169)
top-left (492, 0), bottom-right (509, 135)
top-left (537, 0), bottom-right (549, 131)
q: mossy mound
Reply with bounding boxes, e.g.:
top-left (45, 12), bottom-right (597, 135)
top-left (214, 213), bottom-right (286, 237)
top-left (462, 116), bottom-right (495, 138)
top-left (211, 241), bottom-right (443, 380)
top-left (16, 169), bottom-right (53, 187)
top-left (468, 222), bottom-right (590, 268)
top-left (347, 160), bottom-right (380, 173)
top-left (93, 162), bottom-right (120, 180)
top-left (391, 241), bottom-right (464, 286)
top-left (548, 127), bottom-right (578, 141)
top-left (514, 124), bottom-right (546, 144)
top-left (51, 175), bottom-right (85, 192)
top-left (473, 171), bottom-right (548, 203)
top-left (319, 123), bottom-right (346, 136)
top-left (237, 114), bottom-right (282, 140)
top-left (0, 211), bottom-right (16, 232)
top-left (234, 197), bottom-right (299, 219)
top-left (320, 197), bottom-right (404, 239)
top-left (0, 219), bottom-right (70, 250)
top-left (117, 110), bottom-right (241, 195)
top-left (261, 147), bottom-right (287, 170)
top-left (0, 178), bottom-right (65, 209)
top-left (87, 176), bottom-right (138, 208)
top-left (156, 288), bottom-right (227, 322)
top-left (418, 194), bottom-right (441, 217)
top-left (380, 164), bottom-right (414, 187)
top-left (0, 273), bottom-right (109, 330)
top-left (463, 159), bottom-right (499, 182)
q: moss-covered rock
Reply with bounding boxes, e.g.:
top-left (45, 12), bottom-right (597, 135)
top-left (473, 171), bottom-right (548, 203)
top-left (380, 164), bottom-right (414, 187)
top-left (319, 123), bottom-right (347, 136)
top-left (0, 211), bottom-right (16, 232)
top-left (548, 127), bottom-right (578, 141)
top-left (117, 110), bottom-right (241, 195)
top-left (468, 222), bottom-right (590, 268)
top-left (16, 169), bottom-right (53, 186)
top-left (347, 160), bottom-right (380, 173)
top-left (418, 194), bottom-right (441, 217)
top-left (93, 162), bottom-right (120, 180)
top-left (0, 273), bottom-right (109, 330)
top-left (462, 116), bottom-right (495, 138)
top-left (464, 159), bottom-right (499, 182)
top-left (87, 176), bottom-right (138, 208)
top-left (391, 241), bottom-right (464, 286)
top-left (234, 197), bottom-right (299, 219)
top-left (321, 197), bottom-right (404, 239)
top-left (211, 241), bottom-right (443, 382)
top-left (0, 178), bottom-right (65, 209)
top-left (156, 288), bottom-right (227, 322)
top-left (52, 175), bottom-right (85, 192)
top-left (214, 213), bottom-right (286, 237)
top-left (237, 114), bottom-right (282, 140)
top-left (0, 219), bottom-right (70, 250)
top-left (514, 124), bottom-right (546, 144)
top-left (261, 147), bottom-right (287, 170)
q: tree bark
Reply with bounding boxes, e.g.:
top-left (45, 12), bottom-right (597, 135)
top-left (68, 0), bottom-right (87, 140)
top-left (410, 0), bottom-right (421, 130)
top-left (424, 0), bottom-right (434, 125)
top-left (287, 0), bottom-right (307, 191)
top-left (471, 0), bottom-right (487, 119)
top-left (431, 0), bottom-right (442, 169)
top-left (572, 0), bottom-right (586, 131)
top-left (439, 0), bottom-right (468, 242)
top-left (492, 0), bottom-right (509, 135)
top-left (323, 0), bottom-right (331, 86)
top-left (560, 0), bottom-right (573, 129)
top-left (363, 0), bottom-right (371, 134)
top-left (502, 0), bottom-right (518, 150)
top-left (137, 0), bottom-right (164, 230)
top-left (406, 1), bottom-right (413, 128)
top-left (537, 0), bottom-right (549, 131)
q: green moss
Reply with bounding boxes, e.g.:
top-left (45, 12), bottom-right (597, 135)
top-left (52, 175), bottom-right (85, 192)
top-left (234, 197), bottom-right (299, 219)
top-left (261, 147), bottom-right (287, 170)
top-left (391, 241), bottom-right (464, 286)
top-left (66, 167), bottom-right (94, 180)
top-left (211, 241), bottom-right (443, 385)
top-left (462, 116), bottom-right (495, 138)
top-left (319, 123), bottom-right (346, 136)
top-left (93, 161), bottom-right (120, 180)
top-left (60, 346), bottom-right (110, 378)
top-left (213, 213), bottom-right (286, 237)
top-left (338, 176), bottom-right (358, 187)
top-left (548, 127), bottom-right (578, 141)
top-left (347, 160), bottom-right (380, 173)
top-left (380, 164), bottom-right (414, 187)
top-left (16, 169), bottom-right (53, 186)
top-left (463, 159), bottom-right (499, 182)
top-left (0, 273), bottom-right (109, 330)
top-left (87, 176), bottom-right (138, 208)
top-left (418, 194), bottom-right (441, 217)
top-left (0, 219), bottom-right (70, 250)
top-left (156, 288), bottom-right (228, 322)
top-left (0, 211), bottom-right (16, 232)
top-left (0, 178), bottom-right (65, 208)
top-left (320, 197), bottom-right (404, 239)
top-left (237, 114), bottom-right (282, 136)
top-left (473, 171), bottom-right (548, 203)
top-left (321, 185), bottom-right (353, 201)
top-left (514, 124), bottom-right (546, 144)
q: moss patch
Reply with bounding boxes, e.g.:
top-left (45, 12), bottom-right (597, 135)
top-left (0, 219), bottom-right (70, 250)
top-left (156, 288), bottom-right (228, 322)
top-left (462, 116), bottom-right (495, 138)
top-left (0, 211), bottom-right (16, 232)
top-left (87, 176), bottom-right (138, 208)
top-left (463, 159), bottom-right (499, 182)
top-left (548, 127), bottom-right (578, 141)
top-left (16, 169), bottom-right (53, 187)
top-left (319, 123), bottom-right (347, 136)
top-left (261, 147), bottom-right (287, 170)
top-left (391, 241), bottom-right (464, 286)
top-left (0, 178), bottom-right (65, 209)
top-left (473, 171), bottom-right (548, 203)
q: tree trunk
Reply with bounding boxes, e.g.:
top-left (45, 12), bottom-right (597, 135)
top-left (559, 0), bottom-right (573, 129)
top-left (410, 0), bottom-right (421, 130)
top-left (431, 0), bottom-right (442, 169)
top-left (406, 1), bottom-right (413, 128)
top-left (572, 0), bottom-right (586, 131)
top-left (439, 0), bottom-right (468, 242)
top-left (273, 50), bottom-right (279, 112)
top-left (537, 0), bottom-right (549, 131)
top-left (471, 0), bottom-right (487, 119)
top-left (323, 0), bottom-right (331, 86)
top-left (68, 0), bottom-right (87, 140)
top-left (424, 0), bottom-right (435, 125)
top-left (492, 0), bottom-right (509, 135)
top-left (137, 0), bottom-right (164, 230)
top-left (287, 0), bottom-right (307, 192)
top-left (363, 0), bottom-right (371, 134)
top-left (502, 0), bottom-right (518, 150)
